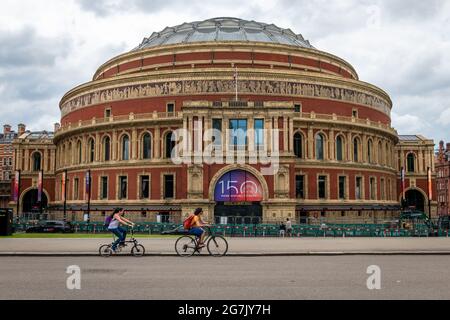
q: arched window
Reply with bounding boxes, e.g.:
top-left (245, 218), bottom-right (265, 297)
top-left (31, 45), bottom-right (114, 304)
top-left (336, 136), bottom-right (344, 161)
top-left (32, 152), bottom-right (41, 171)
top-left (165, 131), bottom-right (175, 159)
top-left (315, 134), bottom-right (325, 160)
top-left (367, 139), bottom-right (373, 163)
top-left (407, 153), bottom-right (415, 172)
top-left (294, 132), bottom-right (303, 158)
top-left (121, 135), bottom-right (130, 160)
top-left (103, 136), bottom-right (111, 161)
top-left (353, 138), bottom-right (359, 162)
top-left (88, 138), bottom-right (95, 163)
top-left (76, 141), bottom-right (82, 164)
top-left (142, 133), bottom-right (152, 159)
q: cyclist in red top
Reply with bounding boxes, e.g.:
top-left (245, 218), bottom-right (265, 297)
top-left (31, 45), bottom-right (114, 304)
top-left (188, 208), bottom-right (209, 248)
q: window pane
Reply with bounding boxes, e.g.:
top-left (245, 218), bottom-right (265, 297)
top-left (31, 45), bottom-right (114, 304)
top-left (296, 175), bottom-right (304, 199)
top-left (294, 133), bottom-right (302, 158)
top-left (104, 137), bottom-right (110, 161)
top-left (336, 136), bottom-right (343, 161)
top-left (318, 176), bottom-right (326, 199)
top-left (229, 119), bottom-right (247, 148)
top-left (122, 136), bottom-right (130, 160)
top-left (143, 134), bottom-right (152, 159)
top-left (254, 119), bottom-right (264, 148)
top-left (356, 177), bottom-right (362, 200)
top-left (165, 132), bottom-right (175, 158)
top-left (353, 139), bottom-right (359, 162)
top-left (101, 177), bottom-right (108, 199)
top-left (339, 176), bottom-right (346, 199)
top-left (141, 175), bottom-right (150, 199)
top-left (164, 175), bottom-right (174, 199)
top-left (120, 176), bottom-right (127, 199)
top-left (212, 119), bottom-right (222, 146)
top-left (316, 135), bottom-right (324, 160)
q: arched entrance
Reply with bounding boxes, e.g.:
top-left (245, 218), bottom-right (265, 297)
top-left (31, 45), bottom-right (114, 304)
top-left (213, 169), bottom-right (264, 224)
top-left (405, 189), bottom-right (425, 212)
top-left (22, 189), bottom-right (48, 213)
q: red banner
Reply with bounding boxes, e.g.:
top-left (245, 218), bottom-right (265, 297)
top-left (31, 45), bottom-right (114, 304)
top-left (37, 171), bottom-right (43, 202)
top-left (13, 171), bottom-right (20, 202)
top-left (428, 167), bottom-right (432, 201)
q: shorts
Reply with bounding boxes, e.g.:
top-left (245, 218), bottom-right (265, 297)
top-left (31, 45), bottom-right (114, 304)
top-left (189, 227), bottom-right (204, 237)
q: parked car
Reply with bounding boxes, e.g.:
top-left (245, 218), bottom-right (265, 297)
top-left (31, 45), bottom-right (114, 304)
top-left (437, 216), bottom-right (450, 230)
top-left (26, 220), bottom-right (74, 233)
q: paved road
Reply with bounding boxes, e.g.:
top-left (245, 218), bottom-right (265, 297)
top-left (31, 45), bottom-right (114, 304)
top-left (1, 256), bottom-right (450, 300)
top-left (3, 237), bottom-right (450, 255)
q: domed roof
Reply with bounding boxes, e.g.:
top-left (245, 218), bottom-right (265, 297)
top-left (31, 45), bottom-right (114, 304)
top-left (133, 17), bottom-right (314, 51)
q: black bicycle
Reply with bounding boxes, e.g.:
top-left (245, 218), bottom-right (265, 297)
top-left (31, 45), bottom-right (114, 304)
top-left (99, 227), bottom-right (145, 257)
top-left (175, 226), bottom-right (228, 257)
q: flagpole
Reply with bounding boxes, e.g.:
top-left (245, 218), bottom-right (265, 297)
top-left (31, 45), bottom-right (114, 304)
top-left (401, 166), bottom-right (405, 209)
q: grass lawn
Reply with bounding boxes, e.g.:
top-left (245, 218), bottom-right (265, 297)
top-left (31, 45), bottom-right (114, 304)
top-left (0, 233), bottom-right (179, 239)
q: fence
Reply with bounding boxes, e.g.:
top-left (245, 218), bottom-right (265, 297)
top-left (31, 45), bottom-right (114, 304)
top-left (12, 220), bottom-right (447, 238)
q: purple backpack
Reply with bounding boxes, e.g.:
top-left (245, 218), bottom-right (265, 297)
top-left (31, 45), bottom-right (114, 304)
top-left (104, 215), bottom-right (113, 228)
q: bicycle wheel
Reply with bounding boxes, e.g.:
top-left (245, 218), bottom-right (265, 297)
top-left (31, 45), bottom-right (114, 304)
top-left (207, 236), bottom-right (228, 256)
top-left (175, 236), bottom-right (196, 257)
top-left (99, 244), bottom-right (112, 257)
top-left (131, 244), bottom-right (145, 257)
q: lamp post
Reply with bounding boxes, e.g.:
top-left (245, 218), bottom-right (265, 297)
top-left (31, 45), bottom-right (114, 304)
top-left (62, 169), bottom-right (67, 222)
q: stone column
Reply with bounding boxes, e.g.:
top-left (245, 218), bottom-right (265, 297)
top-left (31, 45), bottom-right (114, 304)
top-left (418, 148), bottom-right (424, 173)
top-left (43, 149), bottom-right (48, 172)
top-left (24, 148), bottom-right (29, 171)
top-left (95, 133), bottom-right (100, 162)
top-left (362, 134), bottom-right (367, 163)
top-left (273, 117), bottom-right (279, 154)
top-left (347, 132), bottom-right (352, 162)
top-left (400, 150), bottom-right (405, 171)
top-left (308, 126), bottom-right (313, 160)
top-left (329, 129), bottom-right (335, 161)
top-left (81, 136), bottom-right (87, 164)
top-left (224, 116), bottom-right (230, 153)
top-left (50, 149), bottom-right (55, 173)
top-left (183, 116), bottom-right (188, 156)
top-left (248, 117), bottom-right (255, 153)
top-left (289, 118), bottom-right (294, 152)
top-left (283, 117), bottom-right (288, 153)
top-left (112, 131), bottom-right (118, 161)
top-left (188, 117), bottom-right (194, 156)
top-left (154, 126), bottom-right (160, 159)
top-left (265, 116), bottom-right (272, 153)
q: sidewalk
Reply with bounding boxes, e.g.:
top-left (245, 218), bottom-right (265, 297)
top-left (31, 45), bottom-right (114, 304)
top-left (2, 237), bottom-right (450, 256)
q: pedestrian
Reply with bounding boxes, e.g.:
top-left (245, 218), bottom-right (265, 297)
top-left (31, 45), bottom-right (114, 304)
top-left (279, 221), bottom-right (286, 237)
top-left (286, 218), bottom-right (293, 237)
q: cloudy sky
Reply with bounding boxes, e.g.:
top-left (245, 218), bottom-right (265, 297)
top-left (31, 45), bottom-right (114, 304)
top-left (0, 0), bottom-right (449, 145)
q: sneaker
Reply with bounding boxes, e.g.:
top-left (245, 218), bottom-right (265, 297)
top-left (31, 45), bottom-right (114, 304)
top-left (198, 243), bottom-right (206, 248)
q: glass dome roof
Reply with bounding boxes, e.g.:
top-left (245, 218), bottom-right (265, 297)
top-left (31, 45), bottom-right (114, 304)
top-left (133, 17), bottom-right (314, 51)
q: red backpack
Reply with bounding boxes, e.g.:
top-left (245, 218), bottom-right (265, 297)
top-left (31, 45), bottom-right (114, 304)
top-left (183, 214), bottom-right (195, 230)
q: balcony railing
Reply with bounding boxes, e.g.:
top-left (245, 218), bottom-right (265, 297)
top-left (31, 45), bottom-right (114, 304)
top-left (55, 111), bottom-right (182, 136)
top-left (294, 112), bottom-right (396, 135)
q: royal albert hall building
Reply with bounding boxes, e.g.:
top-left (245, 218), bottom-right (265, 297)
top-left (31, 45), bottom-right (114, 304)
top-left (32, 17), bottom-right (436, 224)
